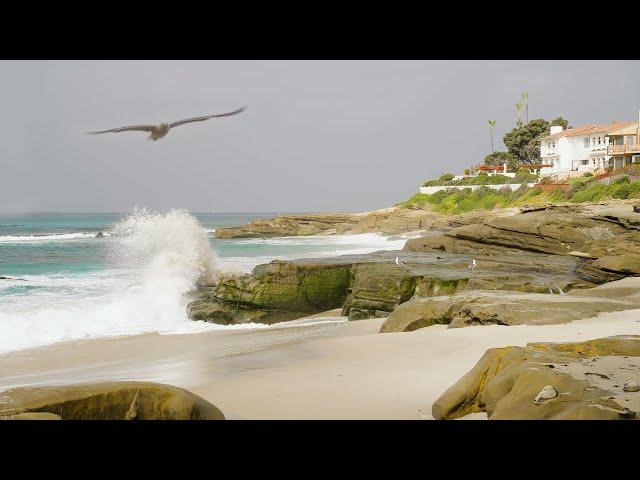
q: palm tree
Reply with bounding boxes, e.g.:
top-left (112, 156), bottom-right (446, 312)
top-left (521, 91), bottom-right (529, 124)
top-left (488, 120), bottom-right (496, 152)
top-left (515, 102), bottom-right (523, 127)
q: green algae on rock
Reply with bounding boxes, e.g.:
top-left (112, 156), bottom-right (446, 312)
top-left (189, 250), bottom-right (596, 325)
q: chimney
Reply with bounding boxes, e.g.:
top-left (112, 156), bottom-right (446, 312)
top-left (550, 125), bottom-right (563, 135)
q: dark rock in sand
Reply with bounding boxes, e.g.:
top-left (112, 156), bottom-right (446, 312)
top-left (432, 336), bottom-right (640, 420)
top-left (0, 381), bottom-right (225, 420)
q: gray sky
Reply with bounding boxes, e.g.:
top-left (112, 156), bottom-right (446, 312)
top-left (1, 60), bottom-right (638, 213)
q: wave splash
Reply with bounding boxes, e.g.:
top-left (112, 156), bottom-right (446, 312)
top-left (0, 209), bottom-right (229, 355)
top-left (107, 208), bottom-right (220, 287)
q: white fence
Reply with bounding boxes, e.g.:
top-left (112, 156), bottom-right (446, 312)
top-left (420, 183), bottom-right (536, 195)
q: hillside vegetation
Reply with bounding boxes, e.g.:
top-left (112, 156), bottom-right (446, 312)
top-left (400, 176), bottom-right (640, 215)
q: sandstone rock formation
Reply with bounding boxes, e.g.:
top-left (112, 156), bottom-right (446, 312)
top-left (0, 382), bottom-right (225, 420)
top-left (380, 277), bottom-right (640, 332)
top-left (432, 336), bottom-right (640, 420)
top-left (189, 249), bottom-right (596, 325)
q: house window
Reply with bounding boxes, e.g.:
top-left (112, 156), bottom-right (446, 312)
top-left (598, 137), bottom-right (602, 145)
top-left (584, 138), bottom-right (590, 148)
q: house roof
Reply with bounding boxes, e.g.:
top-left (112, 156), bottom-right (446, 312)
top-left (540, 121), bottom-right (635, 140)
top-left (607, 122), bottom-right (639, 136)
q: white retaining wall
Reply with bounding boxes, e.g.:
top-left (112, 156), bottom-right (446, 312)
top-left (419, 183), bottom-right (536, 195)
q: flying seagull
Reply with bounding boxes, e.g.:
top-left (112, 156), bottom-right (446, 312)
top-left (87, 106), bottom-right (247, 141)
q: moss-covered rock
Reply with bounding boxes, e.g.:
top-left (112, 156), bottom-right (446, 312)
top-left (188, 261), bottom-right (353, 325)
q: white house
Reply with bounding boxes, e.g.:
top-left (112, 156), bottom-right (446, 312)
top-left (539, 121), bottom-right (635, 179)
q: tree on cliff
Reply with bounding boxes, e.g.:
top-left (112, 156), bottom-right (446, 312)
top-left (488, 120), bottom-right (496, 152)
top-left (484, 151), bottom-right (517, 170)
top-left (503, 117), bottom-right (571, 164)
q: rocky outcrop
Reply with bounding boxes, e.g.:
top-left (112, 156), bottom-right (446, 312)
top-left (214, 213), bottom-right (362, 239)
top-left (0, 382), bottom-right (225, 420)
top-left (432, 336), bottom-right (640, 420)
top-left (190, 250), bottom-right (598, 325)
top-left (188, 260), bottom-right (353, 324)
top-left (213, 205), bottom-right (525, 240)
top-left (380, 277), bottom-right (640, 332)
top-left (202, 202), bottom-right (640, 327)
top-left (405, 203), bottom-right (640, 260)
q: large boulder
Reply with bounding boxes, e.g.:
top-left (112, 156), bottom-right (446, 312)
top-left (188, 260), bottom-right (353, 324)
top-left (432, 336), bottom-right (640, 420)
top-left (0, 382), bottom-right (225, 420)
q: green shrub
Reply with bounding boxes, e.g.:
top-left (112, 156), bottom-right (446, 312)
top-left (613, 176), bottom-right (630, 185)
top-left (582, 172), bottom-right (593, 177)
top-left (440, 173), bottom-right (455, 182)
top-left (569, 183), bottom-right (608, 203)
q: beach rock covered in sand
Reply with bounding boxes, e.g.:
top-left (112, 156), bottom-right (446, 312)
top-left (380, 277), bottom-right (640, 332)
top-left (432, 336), bottom-right (640, 420)
top-left (0, 381), bottom-right (225, 420)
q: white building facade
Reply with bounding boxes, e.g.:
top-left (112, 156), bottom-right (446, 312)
top-left (539, 122), bottom-right (635, 179)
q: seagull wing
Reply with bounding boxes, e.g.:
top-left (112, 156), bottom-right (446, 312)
top-left (169, 106), bottom-right (247, 129)
top-left (87, 125), bottom-right (156, 135)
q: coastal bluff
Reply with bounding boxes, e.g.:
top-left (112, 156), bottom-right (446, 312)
top-left (213, 207), bottom-right (501, 238)
top-left (193, 201), bottom-right (640, 327)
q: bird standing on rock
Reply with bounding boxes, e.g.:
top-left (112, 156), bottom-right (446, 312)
top-left (87, 106), bottom-right (247, 141)
top-left (468, 258), bottom-right (477, 270)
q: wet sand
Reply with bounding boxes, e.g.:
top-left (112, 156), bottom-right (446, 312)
top-left (1, 306), bottom-right (639, 419)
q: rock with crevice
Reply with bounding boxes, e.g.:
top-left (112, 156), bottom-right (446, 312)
top-left (432, 336), bottom-right (640, 420)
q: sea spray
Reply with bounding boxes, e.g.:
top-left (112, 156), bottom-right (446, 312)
top-left (107, 208), bottom-right (221, 286)
top-left (0, 209), bottom-right (238, 354)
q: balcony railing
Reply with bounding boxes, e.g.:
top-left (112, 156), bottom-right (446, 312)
top-left (608, 144), bottom-right (640, 155)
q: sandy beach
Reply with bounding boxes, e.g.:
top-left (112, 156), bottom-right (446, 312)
top-left (2, 300), bottom-right (639, 419)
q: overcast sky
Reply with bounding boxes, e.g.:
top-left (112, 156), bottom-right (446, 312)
top-left (1, 60), bottom-right (638, 214)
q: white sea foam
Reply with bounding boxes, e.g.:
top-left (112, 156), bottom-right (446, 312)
top-left (0, 232), bottom-right (104, 243)
top-left (227, 232), bottom-right (409, 272)
top-left (0, 213), bottom-right (411, 354)
top-left (0, 209), bottom-right (237, 355)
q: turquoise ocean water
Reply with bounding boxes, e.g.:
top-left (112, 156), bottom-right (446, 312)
top-left (0, 210), bottom-right (406, 354)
